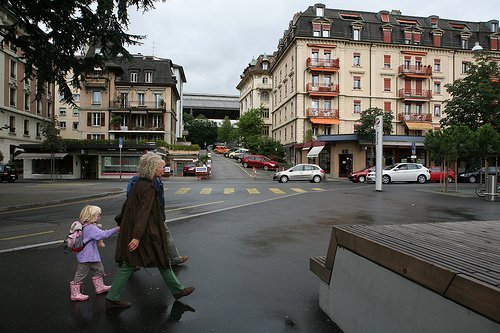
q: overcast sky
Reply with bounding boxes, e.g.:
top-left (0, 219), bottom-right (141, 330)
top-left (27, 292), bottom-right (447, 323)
top-left (127, 0), bottom-right (499, 96)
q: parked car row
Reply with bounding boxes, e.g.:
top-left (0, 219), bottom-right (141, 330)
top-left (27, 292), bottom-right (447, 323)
top-left (457, 166), bottom-right (500, 183)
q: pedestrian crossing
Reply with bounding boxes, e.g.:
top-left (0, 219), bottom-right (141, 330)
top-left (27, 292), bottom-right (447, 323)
top-left (170, 187), bottom-right (326, 195)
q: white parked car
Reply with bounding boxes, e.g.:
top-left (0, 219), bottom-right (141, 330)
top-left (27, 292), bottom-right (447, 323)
top-left (273, 164), bottom-right (325, 183)
top-left (366, 163), bottom-right (430, 184)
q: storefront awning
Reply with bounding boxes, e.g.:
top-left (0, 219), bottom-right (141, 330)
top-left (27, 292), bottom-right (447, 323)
top-left (405, 122), bottom-right (432, 130)
top-left (307, 145), bottom-right (325, 158)
top-left (310, 118), bottom-right (340, 125)
top-left (15, 153), bottom-right (68, 160)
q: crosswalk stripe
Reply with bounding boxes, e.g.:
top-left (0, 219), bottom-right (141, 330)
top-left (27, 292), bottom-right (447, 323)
top-left (247, 188), bottom-right (260, 194)
top-left (311, 188), bottom-right (325, 191)
top-left (200, 188), bottom-right (212, 194)
top-left (291, 188), bottom-right (306, 193)
top-left (224, 188), bottom-right (235, 194)
top-left (175, 188), bottom-right (190, 194)
top-left (269, 188), bottom-right (286, 194)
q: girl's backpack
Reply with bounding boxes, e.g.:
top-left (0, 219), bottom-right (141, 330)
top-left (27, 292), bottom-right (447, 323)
top-left (63, 221), bottom-right (88, 253)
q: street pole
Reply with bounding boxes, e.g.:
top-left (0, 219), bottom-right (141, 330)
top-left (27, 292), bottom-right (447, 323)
top-left (119, 137), bottom-right (123, 181)
top-left (375, 116), bottom-right (383, 192)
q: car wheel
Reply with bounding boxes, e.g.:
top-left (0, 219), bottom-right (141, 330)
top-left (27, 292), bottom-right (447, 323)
top-left (417, 174), bottom-right (427, 184)
top-left (447, 176), bottom-right (454, 183)
top-left (382, 175), bottom-right (391, 184)
top-left (312, 175), bottom-right (322, 183)
top-left (264, 166), bottom-right (269, 171)
top-left (468, 175), bottom-right (477, 183)
top-left (280, 175), bottom-right (289, 183)
top-left (243, 162), bottom-right (249, 168)
top-left (358, 176), bottom-right (366, 183)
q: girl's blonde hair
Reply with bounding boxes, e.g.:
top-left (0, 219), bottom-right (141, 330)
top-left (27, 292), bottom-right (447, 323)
top-left (80, 205), bottom-right (102, 224)
top-left (137, 152), bottom-right (165, 180)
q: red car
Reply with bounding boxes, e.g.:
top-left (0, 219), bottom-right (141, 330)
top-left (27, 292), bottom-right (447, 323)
top-left (241, 155), bottom-right (278, 170)
top-left (428, 166), bottom-right (455, 183)
top-left (182, 163), bottom-right (197, 176)
top-left (348, 166), bottom-right (375, 183)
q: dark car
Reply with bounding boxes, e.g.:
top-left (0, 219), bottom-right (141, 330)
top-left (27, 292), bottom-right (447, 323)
top-left (457, 167), bottom-right (499, 183)
top-left (241, 155), bottom-right (278, 170)
top-left (348, 166), bottom-right (375, 183)
top-left (182, 163), bottom-right (197, 176)
top-left (0, 164), bottom-right (18, 182)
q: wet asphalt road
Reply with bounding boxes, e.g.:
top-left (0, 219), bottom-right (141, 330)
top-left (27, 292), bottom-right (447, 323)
top-left (0, 158), bottom-right (498, 332)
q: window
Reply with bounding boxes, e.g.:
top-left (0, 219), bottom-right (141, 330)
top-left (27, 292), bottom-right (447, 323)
top-left (353, 76), bottom-right (361, 89)
top-left (312, 75), bottom-right (319, 88)
top-left (36, 123), bottom-right (41, 137)
top-left (9, 116), bottom-right (16, 133)
top-left (384, 78), bottom-right (391, 91)
top-left (145, 71), bottom-right (153, 83)
top-left (461, 62), bottom-right (470, 74)
top-left (10, 60), bottom-right (16, 79)
top-left (92, 91), bottom-right (101, 105)
top-left (434, 59), bottom-right (441, 72)
top-left (383, 29), bottom-right (392, 43)
top-left (73, 94), bottom-right (80, 102)
top-left (36, 100), bottom-right (42, 115)
top-left (10, 87), bottom-right (16, 107)
top-left (262, 108), bottom-right (270, 118)
top-left (433, 33), bottom-right (442, 47)
top-left (324, 100), bottom-right (332, 111)
top-left (313, 23), bottom-right (321, 37)
top-left (415, 104), bottom-right (422, 115)
top-left (24, 94), bottom-right (30, 111)
top-left (434, 105), bottom-right (441, 117)
top-left (383, 55), bottom-right (391, 68)
top-left (353, 28), bottom-right (361, 41)
top-left (24, 119), bottom-right (29, 135)
top-left (461, 38), bottom-right (469, 49)
top-left (353, 53), bottom-right (361, 66)
top-left (384, 101), bottom-right (391, 113)
top-left (262, 77), bottom-right (268, 84)
top-left (136, 114), bottom-right (146, 127)
top-left (404, 104), bottom-right (411, 114)
top-left (434, 82), bottom-right (441, 94)
top-left (130, 72), bottom-right (138, 82)
top-left (73, 107), bottom-right (80, 116)
top-left (261, 92), bottom-right (269, 102)
top-left (59, 121), bottom-right (66, 129)
top-left (73, 122), bottom-right (79, 130)
top-left (59, 107), bottom-right (67, 116)
top-left (324, 126), bottom-right (331, 136)
top-left (316, 6), bottom-right (324, 17)
top-left (92, 112), bottom-right (102, 126)
top-left (262, 61), bottom-right (268, 70)
top-left (137, 93), bottom-right (145, 106)
top-left (152, 114), bottom-right (162, 127)
top-left (322, 24), bottom-right (330, 37)
top-left (353, 100), bottom-right (361, 113)
top-left (90, 134), bottom-right (103, 140)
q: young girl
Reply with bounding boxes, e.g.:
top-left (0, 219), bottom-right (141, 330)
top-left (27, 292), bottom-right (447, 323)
top-left (69, 205), bottom-right (120, 301)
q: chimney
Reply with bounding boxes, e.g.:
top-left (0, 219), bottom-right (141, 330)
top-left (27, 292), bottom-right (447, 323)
top-left (391, 10), bottom-right (402, 15)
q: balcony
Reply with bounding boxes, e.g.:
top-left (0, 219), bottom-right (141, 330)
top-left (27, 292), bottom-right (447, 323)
top-left (306, 108), bottom-right (339, 118)
top-left (306, 83), bottom-right (339, 97)
top-left (306, 58), bottom-right (340, 72)
top-left (112, 100), bottom-right (165, 111)
top-left (398, 113), bottom-right (433, 122)
top-left (398, 65), bottom-right (432, 78)
top-left (83, 76), bottom-right (109, 88)
top-left (398, 89), bottom-right (432, 101)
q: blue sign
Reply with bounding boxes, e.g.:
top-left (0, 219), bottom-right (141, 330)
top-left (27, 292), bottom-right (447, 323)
top-left (119, 137), bottom-right (123, 148)
top-left (411, 141), bottom-right (416, 154)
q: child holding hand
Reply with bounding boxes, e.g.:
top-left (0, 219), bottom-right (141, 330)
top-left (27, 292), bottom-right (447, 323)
top-left (69, 205), bottom-right (119, 301)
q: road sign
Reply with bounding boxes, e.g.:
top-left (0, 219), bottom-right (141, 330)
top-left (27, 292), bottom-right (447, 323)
top-left (411, 141), bottom-right (416, 155)
top-left (119, 137), bottom-right (123, 149)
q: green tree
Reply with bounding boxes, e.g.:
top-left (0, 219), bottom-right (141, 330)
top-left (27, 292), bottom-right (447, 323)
top-left (441, 52), bottom-right (500, 131)
top-left (354, 107), bottom-right (394, 165)
top-left (185, 116), bottom-right (218, 147)
top-left (1, 0), bottom-right (162, 103)
top-left (217, 117), bottom-right (234, 144)
top-left (237, 108), bottom-right (265, 145)
top-left (41, 120), bottom-right (66, 180)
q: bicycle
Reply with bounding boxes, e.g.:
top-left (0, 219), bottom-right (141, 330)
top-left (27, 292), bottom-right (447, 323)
top-left (475, 182), bottom-right (500, 197)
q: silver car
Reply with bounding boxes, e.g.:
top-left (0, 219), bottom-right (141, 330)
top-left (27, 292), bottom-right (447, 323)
top-left (273, 164), bottom-right (326, 183)
top-left (366, 163), bottom-right (430, 184)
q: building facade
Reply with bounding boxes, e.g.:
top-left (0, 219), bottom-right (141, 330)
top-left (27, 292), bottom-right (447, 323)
top-left (266, 4), bottom-right (499, 177)
top-left (0, 4), bottom-right (54, 164)
top-left (237, 54), bottom-right (274, 136)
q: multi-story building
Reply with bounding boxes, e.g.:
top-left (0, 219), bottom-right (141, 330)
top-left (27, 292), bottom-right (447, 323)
top-left (0, 4), bottom-right (54, 164)
top-left (237, 54), bottom-right (274, 136)
top-left (268, 3), bottom-right (499, 177)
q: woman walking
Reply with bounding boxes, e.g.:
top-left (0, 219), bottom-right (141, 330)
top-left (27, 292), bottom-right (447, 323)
top-left (106, 153), bottom-right (194, 309)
